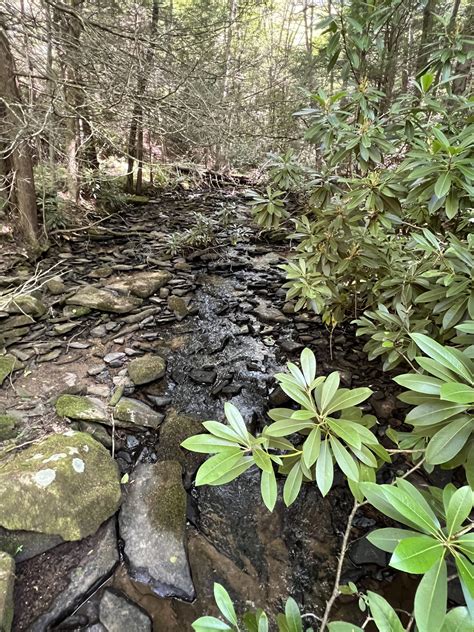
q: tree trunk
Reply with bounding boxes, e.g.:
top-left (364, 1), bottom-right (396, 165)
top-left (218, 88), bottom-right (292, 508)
top-left (0, 24), bottom-right (39, 249)
top-left (416, 0), bottom-right (438, 74)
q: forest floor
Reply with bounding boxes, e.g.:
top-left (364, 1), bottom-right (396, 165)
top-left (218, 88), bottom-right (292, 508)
top-left (0, 189), bottom-right (420, 630)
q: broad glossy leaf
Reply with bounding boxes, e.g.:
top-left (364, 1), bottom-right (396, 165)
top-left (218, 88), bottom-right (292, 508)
top-left (434, 172), bottom-right (452, 198)
top-left (214, 584), bottom-right (237, 626)
top-left (260, 469), bottom-right (278, 512)
top-left (321, 372), bottom-right (340, 411)
top-left (203, 421), bottom-right (243, 443)
top-left (391, 535), bottom-right (444, 573)
top-left (209, 456), bottom-right (254, 486)
top-left (284, 597), bottom-right (303, 632)
top-left (406, 401), bottom-right (468, 427)
top-left (300, 348), bottom-right (316, 386)
top-left (368, 528), bottom-right (420, 553)
top-left (456, 554), bottom-right (474, 598)
top-left (253, 447), bottom-right (273, 473)
top-left (330, 436), bottom-right (359, 481)
top-left (456, 534), bottom-right (474, 561)
top-left (283, 462), bottom-right (303, 507)
top-left (265, 418), bottom-right (314, 437)
top-left (440, 383), bottom-right (474, 404)
top-left (192, 616), bottom-right (232, 631)
top-left (414, 558), bottom-right (447, 632)
top-left (441, 607), bottom-right (472, 632)
top-left (224, 403), bottom-right (249, 443)
top-left (328, 624), bottom-right (364, 632)
top-left (326, 418), bottom-right (362, 449)
top-left (316, 440), bottom-right (334, 497)
top-left (181, 434), bottom-right (239, 453)
top-left (447, 486), bottom-right (473, 537)
top-left (196, 449), bottom-right (245, 485)
top-left (367, 591), bottom-right (405, 632)
top-left (303, 427), bottom-right (321, 468)
top-left (426, 416), bottom-right (472, 465)
top-left (326, 388), bottom-right (372, 414)
top-left (394, 373), bottom-right (443, 394)
top-left (410, 334), bottom-right (473, 384)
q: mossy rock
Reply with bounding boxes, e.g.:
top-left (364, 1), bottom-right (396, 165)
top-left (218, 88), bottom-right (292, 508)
top-left (66, 286), bottom-right (142, 314)
top-left (5, 295), bottom-right (46, 318)
top-left (0, 355), bottom-right (25, 387)
top-left (0, 552), bottom-right (14, 632)
top-left (125, 195), bottom-right (149, 205)
top-left (0, 414), bottom-right (17, 441)
top-left (156, 409), bottom-right (203, 475)
top-left (127, 355), bottom-right (166, 385)
top-left (0, 315), bottom-right (34, 334)
top-left (55, 395), bottom-right (108, 423)
top-left (0, 431), bottom-right (121, 540)
top-left (167, 295), bottom-right (189, 318)
top-left (62, 305), bottom-right (92, 319)
top-left (106, 271), bottom-right (172, 299)
top-left (113, 398), bottom-right (163, 429)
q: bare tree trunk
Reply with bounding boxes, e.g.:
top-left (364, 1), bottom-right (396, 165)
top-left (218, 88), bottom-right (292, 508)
top-left (135, 106), bottom-right (144, 194)
top-left (416, 0), bottom-right (438, 74)
top-left (0, 24), bottom-right (40, 249)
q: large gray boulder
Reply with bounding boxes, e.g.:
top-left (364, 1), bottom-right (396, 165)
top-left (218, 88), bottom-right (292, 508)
top-left (119, 461), bottom-right (194, 600)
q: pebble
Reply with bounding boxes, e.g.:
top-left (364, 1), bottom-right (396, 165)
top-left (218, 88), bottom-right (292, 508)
top-left (104, 352), bottom-right (126, 367)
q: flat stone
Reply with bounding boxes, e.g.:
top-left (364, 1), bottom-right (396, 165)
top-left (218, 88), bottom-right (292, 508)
top-left (189, 368), bottom-right (216, 385)
top-left (63, 305), bottom-right (92, 319)
top-left (99, 589), bottom-right (151, 632)
top-left (15, 520), bottom-right (118, 631)
top-left (77, 421), bottom-right (113, 449)
top-left (253, 302), bottom-right (288, 324)
top-left (106, 271), bottom-right (172, 299)
top-left (53, 322), bottom-right (79, 335)
top-left (104, 352), bottom-right (127, 367)
top-left (5, 295), bottom-right (47, 318)
top-left (0, 552), bottom-right (14, 632)
top-left (119, 461), bottom-right (194, 600)
top-left (0, 315), bottom-right (34, 333)
top-left (167, 295), bottom-right (189, 319)
top-left (0, 355), bottom-right (24, 386)
top-left (55, 395), bottom-right (109, 423)
top-left (66, 286), bottom-right (142, 314)
top-left (0, 431), bottom-right (121, 541)
top-left (113, 398), bottom-right (163, 430)
top-left (45, 277), bottom-right (66, 295)
top-left (128, 355), bottom-right (166, 385)
top-left (0, 527), bottom-right (63, 562)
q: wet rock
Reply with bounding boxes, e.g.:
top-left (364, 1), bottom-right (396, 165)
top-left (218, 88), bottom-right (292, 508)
top-left (104, 352), bottom-right (127, 367)
top-left (5, 295), bottom-right (47, 318)
top-left (77, 421), bottom-right (113, 449)
top-left (119, 461), bottom-right (194, 600)
top-left (0, 414), bottom-right (17, 440)
top-left (189, 368), bottom-right (216, 385)
top-left (99, 589), bottom-right (151, 632)
top-left (114, 397), bottom-right (163, 429)
top-left (253, 302), bottom-right (288, 324)
top-left (156, 409), bottom-right (203, 477)
top-left (15, 520), bottom-right (118, 632)
top-left (279, 339), bottom-right (303, 354)
top-left (268, 385), bottom-right (290, 406)
top-left (55, 395), bottom-right (109, 423)
top-left (45, 277), bottom-right (66, 295)
top-left (0, 431), bottom-right (121, 540)
top-left (0, 552), bottom-right (14, 632)
top-left (0, 527), bottom-right (63, 562)
top-left (106, 271), bottom-right (171, 299)
top-left (348, 537), bottom-right (387, 567)
top-left (167, 295), bottom-right (189, 319)
top-left (66, 286), bottom-right (142, 314)
top-left (0, 354), bottom-right (24, 386)
top-left (128, 354), bottom-right (166, 386)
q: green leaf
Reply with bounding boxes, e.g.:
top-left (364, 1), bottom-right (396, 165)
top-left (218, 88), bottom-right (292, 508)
top-left (224, 403), bottom-right (249, 443)
top-left (366, 591), bottom-right (405, 632)
top-left (410, 334), bottom-right (473, 384)
top-left (447, 487), bottom-right (473, 537)
top-left (425, 416), bottom-right (472, 465)
top-left (393, 374), bottom-right (443, 395)
top-left (203, 421), bottom-right (243, 443)
top-left (325, 388), bottom-right (372, 414)
top-left (441, 607), bottom-right (473, 632)
top-left (209, 456), bottom-right (254, 486)
top-left (456, 554), bottom-right (474, 598)
top-left (300, 348), bottom-right (316, 386)
top-left (260, 469), bottom-right (278, 512)
top-left (420, 72), bottom-right (435, 92)
top-left (406, 401), bottom-right (468, 427)
top-left (391, 535), bottom-right (444, 573)
top-left (192, 616), bottom-right (232, 631)
top-left (414, 558), bottom-right (447, 632)
top-left (434, 172), bottom-right (452, 198)
top-left (456, 534), bottom-right (474, 560)
top-left (253, 447), bottom-right (273, 473)
top-left (316, 440), bottom-right (333, 497)
top-left (265, 418), bottom-right (314, 437)
top-left (321, 372), bottom-right (340, 411)
top-left (195, 449), bottom-right (245, 485)
top-left (440, 383), bottom-right (474, 404)
top-left (181, 434), bottom-right (240, 453)
top-left (326, 418), bottom-right (362, 449)
top-left (284, 597), bottom-right (303, 632)
top-left (303, 427), bottom-right (321, 468)
top-left (329, 436), bottom-right (359, 481)
top-left (367, 528), bottom-right (420, 553)
top-left (213, 584), bottom-right (237, 626)
top-left (283, 462), bottom-right (303, 506)
top-left (328, 624), bottom-right (364, 632)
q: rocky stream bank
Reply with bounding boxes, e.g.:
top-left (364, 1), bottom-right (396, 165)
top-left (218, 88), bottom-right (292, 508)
top-left (0, 190), bottom-right (408, 631)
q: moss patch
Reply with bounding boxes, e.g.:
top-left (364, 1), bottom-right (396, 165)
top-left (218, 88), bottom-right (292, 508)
top-left (0, 355), bottom-right (25, 387)
top-left (0, 415), bottom-right (17, 441)
top-left (55, 395), bottom-right (108, 422)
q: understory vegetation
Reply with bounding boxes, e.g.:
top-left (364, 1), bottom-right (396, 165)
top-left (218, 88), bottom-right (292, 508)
top-left (1, 0), bottom-right (473, 630)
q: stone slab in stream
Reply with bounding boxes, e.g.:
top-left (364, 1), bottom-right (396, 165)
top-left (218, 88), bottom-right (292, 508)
top-left (119, 461), bottom-right (195, 601)
top-left (106, 270), bottom-right (172, 298)
top-left (99, 589), bottom-right (152, 632)
top-left (0, 552), bottom-right (14, 632)
top-left (13, 519), bottom-right (118, 631)
top-left (66, 285), bottom-right (142, 313)
top-left (0, 431), bottom-right (121, 540)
